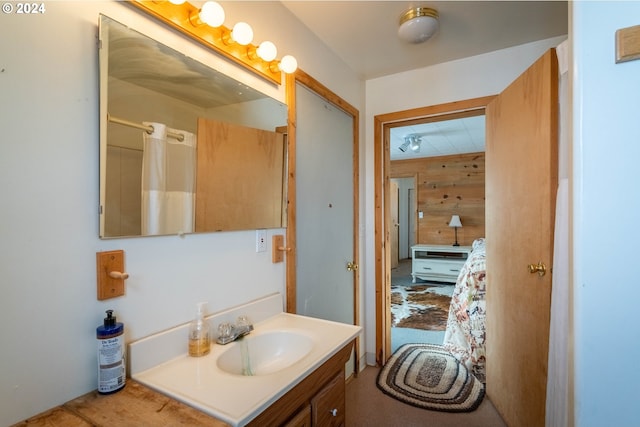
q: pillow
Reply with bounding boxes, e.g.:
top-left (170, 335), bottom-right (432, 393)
top-left (472, 238), bottom-right (485, 252)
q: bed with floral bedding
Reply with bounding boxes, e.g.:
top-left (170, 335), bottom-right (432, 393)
top-left (442, 238), bottom-right (487, 383)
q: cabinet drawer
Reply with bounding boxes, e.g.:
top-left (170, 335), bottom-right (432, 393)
top-left (284, 405), bottom-right (311, 427)
top-left (413, 259), bottom-right (463, 276)
top-left (414, 250), bottom-right (468, 261)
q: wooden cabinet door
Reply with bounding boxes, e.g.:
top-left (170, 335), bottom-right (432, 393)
top-left (311, 373), bottom-right (345, 427)
top-left (485, 49), bottom-right (558, 427)
top-left (284, 405), bottom-right (311, 427)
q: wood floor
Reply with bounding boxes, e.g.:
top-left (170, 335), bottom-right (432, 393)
top-left (345, 366), bottom-right (507, 427)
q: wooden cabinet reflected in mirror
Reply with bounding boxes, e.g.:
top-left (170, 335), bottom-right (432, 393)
top-left (98, 15), bottom-right (288, 239)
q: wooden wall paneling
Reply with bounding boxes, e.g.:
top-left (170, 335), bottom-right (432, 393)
top-left (390, 152), bottom-right (485, 247)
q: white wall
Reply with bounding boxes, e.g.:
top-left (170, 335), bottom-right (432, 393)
top-left (572, 2), bottom-right (640, 426)
top-left (362, 35), bottom-right (566, 364)
top-left (0, 2), bottom-right (363, 425)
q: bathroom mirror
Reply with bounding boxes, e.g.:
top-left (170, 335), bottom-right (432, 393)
top-left (98, 15), bottom-right (288, 238)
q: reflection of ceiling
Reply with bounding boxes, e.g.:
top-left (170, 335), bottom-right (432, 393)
top-left (390, 115), bottom-right (485, 161)
top-left (105, 16), bottom-right (268, 109)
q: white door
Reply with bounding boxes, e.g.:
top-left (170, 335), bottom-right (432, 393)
top-left (408, 186), bottom-right (416, 250)
top-left (295, 83), bottom-right (354, 326)
top-left (390, 180), bottom-right (399, 269)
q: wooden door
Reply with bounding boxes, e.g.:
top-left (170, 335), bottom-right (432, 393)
top-left (195, 118), bottom-right (285, 232)
top-left (390, 180), bottom-right (399, 269)
top-left (485, 49), bottom-right (558, 427)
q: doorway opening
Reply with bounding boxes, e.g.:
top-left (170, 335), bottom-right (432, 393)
top-left (374, 96), bottom-right (495, 366)
top-left (390, 176), bottom-right (447, 352)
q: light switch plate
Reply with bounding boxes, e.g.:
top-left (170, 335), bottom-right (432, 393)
top-left (616, 24), bottom-right (640, 63)
top-left (96, 250), bottom-right (126, 300)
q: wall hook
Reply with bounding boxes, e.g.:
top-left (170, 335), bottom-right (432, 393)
top-left (272, 235), bottom-right (290, 263)
top-left (108, 271), bottom-right (130, 280)
top-left (97, 250), bottom-right (128, 300)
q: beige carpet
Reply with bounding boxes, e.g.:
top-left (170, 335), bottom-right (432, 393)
top-left (346, 366), bottom-right (507, 427)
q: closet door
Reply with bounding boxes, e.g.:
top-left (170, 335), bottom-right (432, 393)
top-left (295, 83), bottom-right (354, 328)
top-left (485, 49), bottom-right (558, 427)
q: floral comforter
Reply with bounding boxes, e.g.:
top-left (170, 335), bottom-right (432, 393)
top-left (443, 238), bottom-right (487, 383)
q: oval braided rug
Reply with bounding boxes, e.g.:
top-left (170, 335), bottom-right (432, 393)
top-left (376, 343), bottom-right (485, 412)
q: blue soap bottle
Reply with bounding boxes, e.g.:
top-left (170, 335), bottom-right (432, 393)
top-left (96, 309), bottom-right (126, 394)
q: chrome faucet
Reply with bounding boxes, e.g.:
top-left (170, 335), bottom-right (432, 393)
top-left (216, 316), bottom-right (253, 345)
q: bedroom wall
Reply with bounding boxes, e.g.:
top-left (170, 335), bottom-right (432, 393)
top-left (0, 2), bottom-right (364, 425)
top-left (390, 152), bottom-right (485, 247)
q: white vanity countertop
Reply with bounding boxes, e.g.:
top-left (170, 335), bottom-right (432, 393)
top-left (130, 296), bottom-right (361, 427)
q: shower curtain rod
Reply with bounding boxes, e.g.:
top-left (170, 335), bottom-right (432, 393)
top-left (107, 114), bottom-right (185, 142)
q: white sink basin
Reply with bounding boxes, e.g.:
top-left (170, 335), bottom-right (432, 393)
top-left (130, 298), bottom-right (362, 427)
top-left (216, 330), bottom-right (313, 376)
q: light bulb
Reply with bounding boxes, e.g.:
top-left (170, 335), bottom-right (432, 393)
top-left (199, 1), bottom-right (225, 28)
top-left (279, 55), bottom-right (298, 74)
top-left (168, 0), bottom-right (186, 4)
top-left (257, 41), bottom-right (277, 62)
top-left (231, 22), bottom-right (253, 45)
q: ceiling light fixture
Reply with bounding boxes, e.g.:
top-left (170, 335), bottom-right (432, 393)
top-left (399, 135), bottom-right (422, 153)
top-left (398, 6), bottom-right (439, 44)
top-left (410, 136), bottom-right (421, 152)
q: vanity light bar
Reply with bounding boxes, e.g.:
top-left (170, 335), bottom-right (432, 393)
top-left (129, 0), bottom-right (293, 85)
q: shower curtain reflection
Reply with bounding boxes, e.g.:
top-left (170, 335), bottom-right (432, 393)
top-left (141, 122), bottom-right (196, 235)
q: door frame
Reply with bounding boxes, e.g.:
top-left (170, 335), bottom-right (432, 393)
top-left (374, 96), bottom-right (495, 365)
top-left (285, 69), bottom-right (361, 370)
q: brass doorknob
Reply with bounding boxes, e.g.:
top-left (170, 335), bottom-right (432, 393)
top-left (528, 261), bottom-right (547, 277)
top-left (346, 261), bottom-right (359, 272)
